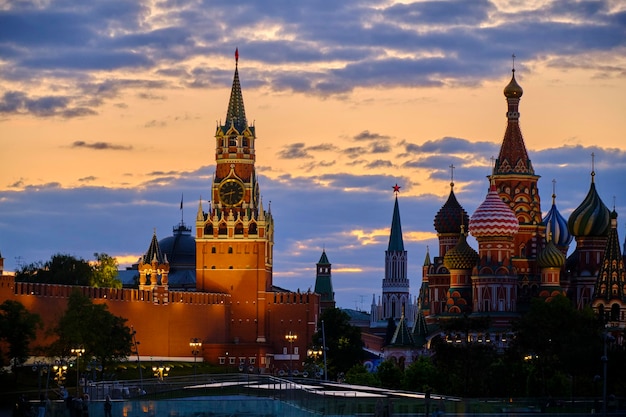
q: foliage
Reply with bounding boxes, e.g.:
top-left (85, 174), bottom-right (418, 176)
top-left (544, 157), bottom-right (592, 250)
top-left (312, 308), bottom-right (365, 380)
top-left (91, 252), bottom-right (122, 288)
top-left (0, 300), bottom-right (42, 371)
top-left (509, 295), bottom-right (604, 397)
top-left (376, 359), bottom-right (403, 389)
top-left (16, 252), bottom-right (122, 288)
top-left (401, 355), bottom-right (439, 392)
top-left (52, 291), bottom-right (133, 375)
top-left (344, 364), bottom-right (379, 387)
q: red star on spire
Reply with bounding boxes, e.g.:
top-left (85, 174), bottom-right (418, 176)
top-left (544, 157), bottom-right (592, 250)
top-left (392, 184), bottom-right (401, 193)
top-left (235, 48), bottom-right (239, 63)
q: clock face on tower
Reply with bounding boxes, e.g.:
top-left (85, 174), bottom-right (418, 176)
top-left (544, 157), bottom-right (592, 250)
top-left (218, 179), bottom-right (245, 207)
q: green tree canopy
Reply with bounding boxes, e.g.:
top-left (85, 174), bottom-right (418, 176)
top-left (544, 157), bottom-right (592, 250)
top-left (52, 291), bottom-right (133, 374)
top-left (0, 300), bottom-right (42, 372)
top-left (312, 308), bottom-right (365, 380)
top-left (16, 253), bottom-right (121, 288)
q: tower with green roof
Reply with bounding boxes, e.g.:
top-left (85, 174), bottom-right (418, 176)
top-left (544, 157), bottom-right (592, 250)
top-left (314, 250), bottom-right (335, 311)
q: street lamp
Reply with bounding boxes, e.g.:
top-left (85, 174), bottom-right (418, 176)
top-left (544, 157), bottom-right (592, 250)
top-left (53, 361), bottom-right (68, 386)
top-left (307, 348), bottom-right (323, 378)
top-left (189, 338), bottom-right (202, 378)
top-left (285, 331), bottom-right (297, 376)
top-left (70, 347), bottom-right (85, 396)
top-left (152, 364), bottom-right (170, 381)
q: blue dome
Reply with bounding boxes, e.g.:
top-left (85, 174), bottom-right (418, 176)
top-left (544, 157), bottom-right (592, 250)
top-left (158, 223), bottom-right (196, 287)
top-left (543, 198), bottom-right (572, 248)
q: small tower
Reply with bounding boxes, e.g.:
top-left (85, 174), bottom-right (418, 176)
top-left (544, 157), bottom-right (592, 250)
top-left (566, 158), bottom-right (611, 309)
top-left (469, 178), bottom-right (520, 326)
top-left (591, 209), bottom-right (626, 326)
top-left (138, 230), bottom-right (170, 304)
top-left (314, 250), bottom-right (335, 312)
top-left (443, 226), bottom-right (479, 314)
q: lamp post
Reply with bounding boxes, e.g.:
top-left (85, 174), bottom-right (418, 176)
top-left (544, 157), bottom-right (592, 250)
top-left (32, 361), bottom-right (49, 398)
top-left (307, 348), bottom-right (323, 378)
top-left (130, 326), bottom-right (143, 390)
top-left (53, 361), bottom-right (68, 386)
top-left (152, 363), bottom-right (170, 382)
top-left (189, 338), bottom-right (202, 378)
top-left (70, 347), bottom-right (85, 396)
top-left (285, 331), bottom-right (297, 377)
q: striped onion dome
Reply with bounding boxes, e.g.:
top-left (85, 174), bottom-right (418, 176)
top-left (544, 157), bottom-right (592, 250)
top-left (543, 195), bottom-right (573, 248)
top-left (443, 228), bottom-right (479, 270)
top-left (469, 182), bottom-right (519, 238)
top-left (567, 173), bottom-right (610, 237)
top-left (434, 183), bottom-right (469, 234)
top-left (536, 239), bottom-right (565, 269)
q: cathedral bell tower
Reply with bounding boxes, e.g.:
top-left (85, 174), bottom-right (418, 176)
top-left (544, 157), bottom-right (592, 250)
top-left (195, 50), bottom-right (274, 343)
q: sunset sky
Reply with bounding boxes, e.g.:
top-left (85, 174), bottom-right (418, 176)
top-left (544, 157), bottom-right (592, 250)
top-left (1, 0), bottom-right (625, 309)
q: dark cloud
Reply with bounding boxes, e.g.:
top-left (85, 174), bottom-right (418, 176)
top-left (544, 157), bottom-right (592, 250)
top-left (1, 0), bottom-right (623, 116)
top-left (277, 143), bottom-right (313, 159)
top-left (71, 141), bottom-right (133, 151)
top-left (354, 130), bottom-right (390, 141)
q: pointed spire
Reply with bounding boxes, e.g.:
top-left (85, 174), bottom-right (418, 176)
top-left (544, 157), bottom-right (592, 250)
top-left (423, 246), bottom-right (431, 266)
top-left (196, 197), bottom-right (204, 221)
top-left (143, 229), bottom-right (165, 265)
top-left (388, 192), bottom-right (404, 252)
top-left (594, 210), bottom-right (625, 302)
top-left (494, 61), bottom-right (534, 176)
top-left (389, 309), bottom-right (415, 347)
top-left (225, 48), bottom-right (247, 133)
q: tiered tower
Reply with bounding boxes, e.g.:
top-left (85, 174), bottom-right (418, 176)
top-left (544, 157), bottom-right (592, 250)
top-left (566, 164), bottom-right (611, 309)
top-left (372, 185), bottom-right (414, 325)
top-left (314, 250), bottom-right (335, 312)
top-left (195, 50), bottom-right (274, 343)
top-left (138, 230), bottom-right (170, 304)
top-left (468, 179), bottom-right (520, 323)
top-left (591, 209), bottom-right (626, 328)
top-left (491, 65), bottom-right (545, 302)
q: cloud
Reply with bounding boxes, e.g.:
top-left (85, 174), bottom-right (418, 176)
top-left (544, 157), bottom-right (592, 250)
top-left (277, 143), bottom-right (313, 159)
top-left (71, 141), bottom-right (133, 151)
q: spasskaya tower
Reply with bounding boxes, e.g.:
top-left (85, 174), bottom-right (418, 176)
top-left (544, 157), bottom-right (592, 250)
top-left (195, 49), bottom-right (274, 343)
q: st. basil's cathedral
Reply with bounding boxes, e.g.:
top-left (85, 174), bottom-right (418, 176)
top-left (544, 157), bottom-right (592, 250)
top-left (367, 66), bottom-right (625, 365)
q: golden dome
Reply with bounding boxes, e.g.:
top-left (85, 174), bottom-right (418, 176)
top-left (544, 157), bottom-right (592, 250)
top-left (504, 70), bottom-right (523, 98)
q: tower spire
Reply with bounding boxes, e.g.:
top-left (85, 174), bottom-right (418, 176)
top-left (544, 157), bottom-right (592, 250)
top-left (388, 187), bottom-right (404, 251)
top-left (225, 48), bottom-right (247, 133)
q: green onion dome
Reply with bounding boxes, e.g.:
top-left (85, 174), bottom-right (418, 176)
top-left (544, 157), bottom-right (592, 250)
top-left (567, 174), bottom-right (610, 237)
top-left (536, 239), bottom-right (565, 269)
top-left (443, 228), bottom-right (479, 270)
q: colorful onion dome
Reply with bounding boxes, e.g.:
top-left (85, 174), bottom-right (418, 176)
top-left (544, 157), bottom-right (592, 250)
top-left (443, 228), bottom-right (479, 270)
top-left (542, 191), bottom-right (573, 248)
top-left (567, 173), bottom-right (610, 237)
top-left (469, 182), bottom-right (519, 238)
top-left (504, 69), bottom-right (523, 98)
top-left (434, 183), bottom-right (469, 234)
top-left (536, 239), bottom-right (565, 269)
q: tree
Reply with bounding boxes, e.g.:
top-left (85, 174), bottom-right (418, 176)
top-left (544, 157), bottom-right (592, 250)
top-left (17, 253), bottom-right (92, 286)
top-left (91, 252), bottom-right (122, 288)
top-left (402, 355), bottom-right (440, 392)
top-left (312, 308), bottom-right (365, 380)
top-left (16, 253), bottom-right (122, 288)
top-left (345, 364), bottom-right (379, 386)
top-left (510, 295), bottom-right (603, 397)
top-left (53, 291), bottom-right (133, 375)
top-left (376, 359), bottom-right (403, 389)
top-left (0, 300), bottom-right (42, 374)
